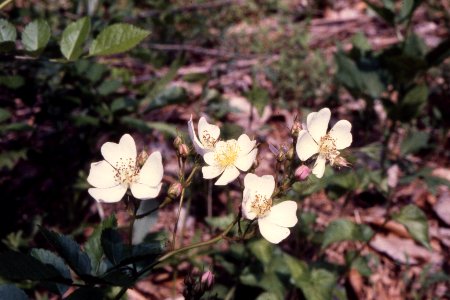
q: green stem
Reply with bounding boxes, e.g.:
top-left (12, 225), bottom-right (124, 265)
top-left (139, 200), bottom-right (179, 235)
top-left (0, 0), bottom-right (13, 10)
top-left (136, 216), bottom-right (239, 279)
top-left (172, 188), bottom-right (186, 249)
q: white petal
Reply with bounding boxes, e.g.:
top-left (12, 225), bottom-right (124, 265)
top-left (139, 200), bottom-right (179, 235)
top-left (188, 115), bottom-right (207, 155)
top-left (266, 201), bottom-right (298, 227)
top-left (312, 155), bottom-right (326, 178)
top-left (202, 165), bottom-right (224, 179)
top-left (130, 182), bottom-right (162, 200)
top-left (87, 160), bottom-right (117, 188)
top-left (215, 166), bottom-right (240, 185)
top-left (329, 120), bottom-right (352, 150)
top-left (234, 148), bottom-right (257, 171)
top-left (258, 218), bottom-right (291, 244)
top-left (242, 188), bottom-right (257, 220)
top-left (101, 134), bottom-right (136, 167)
top-left (244, 174), bottom-right (275, 199)
top-left (296, 130), bottom-right (319, 161)
top-left (203, 151), bottom-right (217, 166)
top-left (138, 151), bottom-right (163, 187)
top-left (243, 173), bottom-right (259, 189)
top-left (88, 185), bottom-right (127, 203)
top-left (198, 117), bottom-right (220, 146)
top-left (237, 134), bottom-right (256, 155)
top-left (307, 108), bottom-right (330, 142)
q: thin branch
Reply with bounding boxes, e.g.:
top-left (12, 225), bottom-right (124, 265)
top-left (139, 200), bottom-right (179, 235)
top-left (0, 0), bottom-right (13, 10)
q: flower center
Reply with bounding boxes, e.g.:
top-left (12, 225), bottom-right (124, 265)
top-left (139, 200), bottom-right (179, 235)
top-left (318, 134), bottom-right (340, 164)
top-left (114, 157), bottom-right (139, 185)
top-left (201, 130), bottom-right (217, 149)
top-left (214, 140), bottom-right (239, 168)
top-left (251, 193), bottom-right (272, 217)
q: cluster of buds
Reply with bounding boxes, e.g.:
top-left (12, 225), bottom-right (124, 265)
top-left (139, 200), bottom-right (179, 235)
top-left (183, 269), bottom-right (215, 300)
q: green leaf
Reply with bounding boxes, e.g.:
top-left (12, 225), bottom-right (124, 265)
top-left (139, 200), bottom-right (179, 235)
top-left (0, 285), bottom-right (28, 300)
top-left (0, 19), bottom-right (16, 52)
top-left (205, 214), bottom-right (235, 230)
top-left (298, 269), bottom-right (337, 300)
top-left (21, 19), bottom-right (51, 54)
top-left (248, 239), bottom-right (274, 266)
top-left (31, 248), bottom-right (71, 294)
top-left (246, 85), bottom-right (270, 117)
top-left (426, 38), bottom-right (450, 67)
top-left (143, 86), bottom-right (187, 112)
top-left (351, 32), bottom-right (371, 52)
top-left (345, 251), bottom-right (372, 277)
top-left (396, 0), bottom-right (422, 23)
top-left (285, 255), bottom-right (337, 300)
top-left (0, 251), bottom-right (64, 281)
top-left (64, 287), bottom-right (104, 299)
top-left (101, 228), bottom-right (125, 265)
top-left (0, 75), bottom-right (24, 89)
top-left (0, 149), bottom-right (27, 169)
top-left (121, 117), bottom-right (179, 137)
top-left (400, 131), bottom-right (429, 156)
top-left (257, 292), bottom-right (280, 300)
top-left (140, 59), bottom-right (181, 109)
top-left (398, 84), bottom-right (428, 122)
top-left (60, 17), bottom-right (90, 60)
top-left (392, 204), bottom-right (430, 249)
top-left (363, 0), bottom-right (395, 25)
top-left (40, 228), bottom-right (92, 276)
top-left (0, 108), bottom-right (11, 123)
top-left (84, 215), bottom-right (116, 276)
top-left (334, 51), bottom-right (386, 99)
top-left (89, 23), bottom-right (149, 56)
top-left (322, 219), bottom-right (373, 249)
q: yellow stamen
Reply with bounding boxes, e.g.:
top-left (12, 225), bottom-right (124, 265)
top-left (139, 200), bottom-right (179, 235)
top-left (251, 193), bottom-right (272, 217)
top-left (201, 130), bottom-right (217, 149)
top-left (318, 134), bottom-right (340, 165)
top-left (214, 140), bottom-right (239, 168)
top-left (114, 157), bottom-right (139, 185)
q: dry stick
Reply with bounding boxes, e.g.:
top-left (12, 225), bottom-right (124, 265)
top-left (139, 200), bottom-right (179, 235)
top-left (0, 0), bottom-right (13, 10)
top-left (136, 0), bottom-right (242, 18)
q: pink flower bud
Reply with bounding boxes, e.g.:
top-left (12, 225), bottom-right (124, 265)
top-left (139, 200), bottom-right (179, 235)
top-left (201, 270), bottom-right (214, 289)
top-left (295, 165), bottom-right (311, 181)
top-left (168, 182), bottom-right (182, 199)
top-left (178, 144), bottom-right (189, 158)
top-left (173, 136), bottom-right (183, 148)
top-left (291, 121), bottom-right (302, 138)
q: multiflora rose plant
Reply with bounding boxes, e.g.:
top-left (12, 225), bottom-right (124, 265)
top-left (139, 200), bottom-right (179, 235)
top-left (0, 107), bottom-right (355, 299)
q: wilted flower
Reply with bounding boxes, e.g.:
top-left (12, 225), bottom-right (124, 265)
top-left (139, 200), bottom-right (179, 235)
top-left (188, 115), bottom-right (220, 156)
top-left (87, 134), bottom-right (163, 203)
top-left (295, 165), bottom-right (311, 181)
top-left (242, 173), bottom-right (298, 244)
top-left (202, 134), bottom-right (258, 186)
top-left (296, 108), bottom-right (352, 178)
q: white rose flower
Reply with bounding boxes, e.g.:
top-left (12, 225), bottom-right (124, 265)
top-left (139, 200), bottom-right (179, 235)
top-left (188, 115), bottom-right (220, 156)
top-left (87, 134), bottom-right (163, 203)
top-left (202, 134), bottom-right (257, 186)
top-left (242, 173), bottom-right (298, 244)
top-left (296, 107), bottom-right (352, 178)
